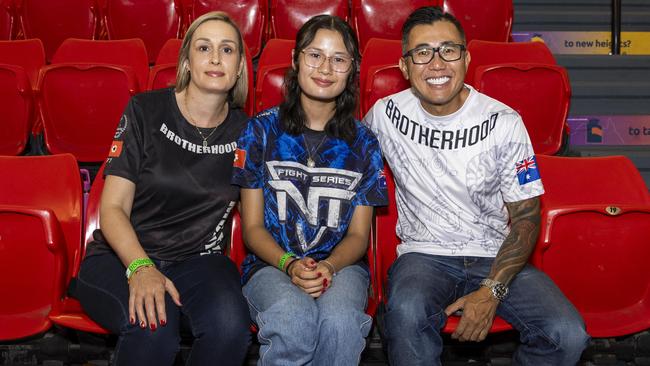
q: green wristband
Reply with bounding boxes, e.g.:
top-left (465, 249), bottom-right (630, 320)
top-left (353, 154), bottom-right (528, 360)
top-left (126, 258), bottom-right (155, 279)
top-left (278, 252), bottom-right (295, 271)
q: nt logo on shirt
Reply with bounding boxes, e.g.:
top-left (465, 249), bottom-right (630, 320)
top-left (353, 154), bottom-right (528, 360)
top-left (266, 161), bottom-right (361, 252)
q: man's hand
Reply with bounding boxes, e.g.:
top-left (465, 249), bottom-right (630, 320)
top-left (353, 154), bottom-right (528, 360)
top-left (444, 287), bottom-right (498, 342)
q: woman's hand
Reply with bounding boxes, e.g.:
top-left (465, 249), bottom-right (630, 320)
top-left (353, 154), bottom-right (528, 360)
top-left (128, 266), bottom-right (182, 330)
top-left (287, 257), bottom-right (327, 298)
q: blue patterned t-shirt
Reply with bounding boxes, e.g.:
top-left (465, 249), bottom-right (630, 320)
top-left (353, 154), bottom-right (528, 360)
top-left (232, 107), bottom-right (388, 282)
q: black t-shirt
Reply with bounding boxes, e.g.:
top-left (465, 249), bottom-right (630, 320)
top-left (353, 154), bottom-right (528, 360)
top-left (85, 88), bottom-right (248, 261)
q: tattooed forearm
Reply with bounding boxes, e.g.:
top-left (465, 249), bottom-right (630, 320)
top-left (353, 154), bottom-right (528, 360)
top-left (489, 197), bottom-right (541, 285)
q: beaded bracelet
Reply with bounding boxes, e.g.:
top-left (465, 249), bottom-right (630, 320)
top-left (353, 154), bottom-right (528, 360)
top-left (278, 252), bottom-right (296, 271)
top-left (125, 258), bottom-right (155, 280)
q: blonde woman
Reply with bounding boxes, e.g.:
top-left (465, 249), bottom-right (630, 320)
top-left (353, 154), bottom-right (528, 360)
top-left (74, 12), bottom-right (251, 365)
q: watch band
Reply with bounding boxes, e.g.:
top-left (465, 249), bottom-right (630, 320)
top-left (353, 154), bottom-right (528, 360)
top-left (480, 278), bottom-right (508, 301)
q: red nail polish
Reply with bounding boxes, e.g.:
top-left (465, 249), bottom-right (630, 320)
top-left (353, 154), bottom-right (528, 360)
top-left (317, 272), bottom-right (322, 277)
top-left (140, 321), bottom-right (146, 328)
top-left (323, 278), bottom-right (328, 286)
top-left (160, 319), bottom-right (167, 326)
top-left (130, 317), bottom-right (135, 325)
top-left (150, 323), bottom-right (156, 331)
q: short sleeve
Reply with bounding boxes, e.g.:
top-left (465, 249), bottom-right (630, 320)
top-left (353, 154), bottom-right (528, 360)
top-left (497, 114), bottom-right (545, 203)
top-left (231, 117), bottom-right (266, 189)
top-left (361, 100), bottom-right (381, 136)
top-left (352, 128), bottom-right (389, 207)
top-left (104, 98), bottom-right (144, 183)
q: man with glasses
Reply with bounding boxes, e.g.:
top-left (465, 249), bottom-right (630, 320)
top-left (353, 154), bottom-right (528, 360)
top-left (363, 6), bottom-right (588, 365)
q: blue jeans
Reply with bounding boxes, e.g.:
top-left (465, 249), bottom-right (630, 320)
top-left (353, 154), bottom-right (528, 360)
top-left (243, 265), bottom-right (372, 366)
top-left (385, 253), bottom-right (589, 366)
top-left (75, 252), bottom-right (251, 366)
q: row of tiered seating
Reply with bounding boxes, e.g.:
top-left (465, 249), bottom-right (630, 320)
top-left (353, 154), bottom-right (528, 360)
top-left (2, 153), bottom-right (649, 342)
top-left (0, 37), bottom-right (571, 160)
top-left (0, 0), bottom-right (512, 61)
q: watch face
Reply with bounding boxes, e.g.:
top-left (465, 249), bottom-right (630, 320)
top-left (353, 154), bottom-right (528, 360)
top-left (493, 283), bottom-right (508, 300)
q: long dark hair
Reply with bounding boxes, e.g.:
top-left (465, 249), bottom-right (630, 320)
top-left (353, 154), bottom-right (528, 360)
top-left (279, 15), bottom-right (360, 144)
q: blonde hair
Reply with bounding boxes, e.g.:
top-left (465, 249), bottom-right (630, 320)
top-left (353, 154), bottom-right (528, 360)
top-left (175, 11), bottom-right (248, 108)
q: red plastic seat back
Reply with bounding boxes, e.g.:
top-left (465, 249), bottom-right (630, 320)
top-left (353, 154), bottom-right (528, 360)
top-left (351, 0), bottom-right (440, 51)
top-left (535, 155), bottom-right (650, 337)
top-left (0, 39), bottom-right (45, 87)
top-left (0, 64), bottom-right (32, 155)
top-left (0, 154), bottom-right (82, 292)
top-left (104, 0), bottom-right (182, 64)
top-left (148, 63), bottom-right (177, 91)
top-left (187, 0), bottom-right (266, 58)
top-left (155, 38), bottom-right (182, 64)
top-left (255, 38), bottom-right (294, 114)
top-left (18, 0), bottom-right (100, 62)
top-left (269, 0), bottom-right (350, 40)
top-left (359, 39), bottom-right (408, 116)
top-left (38, 64), bottom-right (138, 162)
top-left (536, 155), bottom-right (650, 208)
top-left (52, 38), bottom-right (150, 91)
top-left (0, 206), bottom-right (63, 339)
top-left (0, 0), bottom-right (15, 40)
top-left (466, 40), bottom-right (555, 86)
top-left (443, 0), bottom-right (512, 45)
top-left (474, 63), bottom-right (570, 155)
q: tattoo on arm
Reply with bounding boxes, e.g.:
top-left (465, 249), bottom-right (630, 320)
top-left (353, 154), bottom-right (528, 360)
top-left (489, 197), bottom-right (541, 285)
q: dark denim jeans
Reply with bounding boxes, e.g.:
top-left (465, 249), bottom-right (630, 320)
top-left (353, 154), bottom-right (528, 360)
top-left (384, 252), bottom-right (589, 366)
top-left (75, 252), bottom-right (251, 366)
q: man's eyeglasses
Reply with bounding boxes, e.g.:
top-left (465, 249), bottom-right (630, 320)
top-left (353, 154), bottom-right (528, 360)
top-left (301, 49), bottom-right (354, 73)
top-left (403, 43), bottom-right (466, 64)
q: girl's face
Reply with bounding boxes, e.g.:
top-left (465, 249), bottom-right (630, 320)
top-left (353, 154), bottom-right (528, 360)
top-left (295, 28), bottom-right (353, 104)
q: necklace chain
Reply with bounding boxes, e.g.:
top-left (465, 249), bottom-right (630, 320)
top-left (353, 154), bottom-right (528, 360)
top-left (303, 132), bottom-right (327, 168)
top-left (183, 94), bottom-right (221, 148)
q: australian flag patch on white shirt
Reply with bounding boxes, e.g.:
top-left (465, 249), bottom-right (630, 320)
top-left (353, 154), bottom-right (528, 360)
top-left (515, 155), bottom-right (541, 185)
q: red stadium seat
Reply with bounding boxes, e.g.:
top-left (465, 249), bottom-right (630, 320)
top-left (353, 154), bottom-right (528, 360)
top-left (0, 154), bottom-right (82, 340)
top-left (229, 210), bottom-right (380, 317)
top-left (52, 38), bottom-right (149, 93)
top-left (443, 0), bottom-right (512, 44)
top-left (185, 0), bottom-right (266, 58)
top-left (0, 64), bottom-right (33, 155)
top-left (0, 0), bottom-right (15, 39)
top-left (474, 63), bottom-right (570, 156)
top-left (152, 38), bottom-right (255, 116)
top-left (254, 38), bottom-right (294, 114)
top-left (148, 63), bottom-right (177, 91)
top-left (351, 0), bottom-right (440, 52)
top-left (534, 155), bottom-right (650, 338)
top-left (0, 39), bottom-right (45, 87)
top-left (466, 40), bottom-right (556, 87)
top-left (103, 0), bottom-right (183, 64)
top-left (155, 37), bottom-right (182, 64)
top-left (49, 163), bottom-right (109, 334)
top-left (17, 0), bottom-right (101, 62)
top-left (375, 164), bottom-right (513, 333)
top-left (269, 0), bottom-right (350, 40)
top-left (37, 64), bottom-right (138, 162)
top-left (359, 38), bottom-right (407, 116)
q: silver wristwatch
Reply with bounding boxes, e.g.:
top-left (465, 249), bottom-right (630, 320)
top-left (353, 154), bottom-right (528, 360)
top-left (480, 278), bottom-right (508, 301)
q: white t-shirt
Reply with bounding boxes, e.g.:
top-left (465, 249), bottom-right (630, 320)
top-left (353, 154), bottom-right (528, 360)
top-left (363, 85), bottom-right (544, 257)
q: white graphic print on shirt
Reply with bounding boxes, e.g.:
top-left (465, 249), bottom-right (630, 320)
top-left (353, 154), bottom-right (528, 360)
top-left (364, 85), bottom-right (544, 257)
